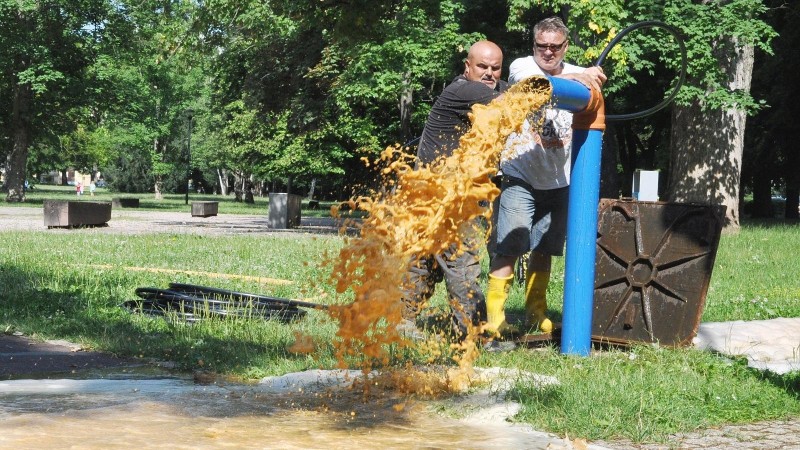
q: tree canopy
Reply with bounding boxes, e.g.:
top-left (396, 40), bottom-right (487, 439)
top-left (2, 0), bottom-right (792, 222)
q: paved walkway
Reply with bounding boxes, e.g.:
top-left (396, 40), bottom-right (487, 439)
top-left (0, 205), bottom-right (358, 236)
top-left (595, 419), bottom-right (800, 450)
top-left (0, 333), bottom-right (147, 379)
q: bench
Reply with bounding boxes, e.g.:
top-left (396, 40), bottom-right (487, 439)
top-left (191, 201), bottom-right (218, 217)
top-left (112, 197), bottom-right (140, 208)
top-left (43, 200), bottom-right (112, 228)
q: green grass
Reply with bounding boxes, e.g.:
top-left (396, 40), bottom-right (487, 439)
top-left (1, 214), bottom-right (799, 443)
top-left (0, 231), bottom-right (347, 377)
top-left (493, 345), bottom-right (800, 443)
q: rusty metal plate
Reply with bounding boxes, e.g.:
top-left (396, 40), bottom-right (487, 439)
top-left (592, 199), bottom-right (725, 346)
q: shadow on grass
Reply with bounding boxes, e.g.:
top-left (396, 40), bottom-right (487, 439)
top-left (758, 368), bottom-right (800, 401)
top-left (741, 218), bottom-right (800, 229)
top-left (0, 262), bottom-right (324, 377)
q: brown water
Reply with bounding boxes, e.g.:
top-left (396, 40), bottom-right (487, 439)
top-left (0, 375), bottom-right (561, 449)
top-left (321, 77), bottom-right (553, 379)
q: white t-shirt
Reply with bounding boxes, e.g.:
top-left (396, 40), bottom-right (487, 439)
top-left (501, 56), bottom-right (585, 190)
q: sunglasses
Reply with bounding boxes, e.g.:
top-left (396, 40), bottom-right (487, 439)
top-left (534, 40), bottom-right (567, 53)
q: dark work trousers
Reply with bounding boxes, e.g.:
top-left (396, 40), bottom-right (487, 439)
top-left (401, 230), bottom-right (487, 338)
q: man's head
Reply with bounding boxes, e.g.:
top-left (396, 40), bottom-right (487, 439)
top-left (532, 17), bottom-right (569, 75)
top-left (463, 40), bottom-right (503, 90)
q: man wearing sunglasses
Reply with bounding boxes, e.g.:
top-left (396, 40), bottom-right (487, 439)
top-left (485, 17), bottom-right (606, 338)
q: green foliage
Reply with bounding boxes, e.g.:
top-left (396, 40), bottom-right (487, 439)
top-left (663, 0), bottom-right (774, 111)
top-left (0, 0), bottom-right (109, 195)
top-left (505, 0), bottom-right (774, 111)
top-left (2, 0), bottom-right (780, 204)
top-left (104, 143), bottom-right (153, 192)
top-left (199, 0), bottom-right (486, 194)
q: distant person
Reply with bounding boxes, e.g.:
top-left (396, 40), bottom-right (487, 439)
top-left (485, 17), bottom-right (606, 337)
top-left (400, 40), bottom-right (508, 340)
top-left (89, 181), bottom-right (96, 196)
top-left (76, 182), bottom-right (82, 196)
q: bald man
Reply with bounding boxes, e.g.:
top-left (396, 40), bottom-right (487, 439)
top-left (399, 40), bottom-right (508, 341)
top-left (415, 40), bottom-right (508, 165)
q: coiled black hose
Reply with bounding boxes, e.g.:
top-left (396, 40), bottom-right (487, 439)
top-left (123, 283), bottom-right (326, 323)
top-left (595, 21), bottom-right (688, 121)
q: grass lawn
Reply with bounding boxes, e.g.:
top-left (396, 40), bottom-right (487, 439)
top-left (1, 193), bottom-right (798, 443)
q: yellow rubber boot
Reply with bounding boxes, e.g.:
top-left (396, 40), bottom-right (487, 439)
top-left (484, 273), bottom-right (516, 337)
top-left (525, 269), bottom-right (553, 333)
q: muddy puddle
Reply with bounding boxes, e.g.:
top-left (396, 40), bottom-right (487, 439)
top-left (0, 370), bottom-right (564, 449)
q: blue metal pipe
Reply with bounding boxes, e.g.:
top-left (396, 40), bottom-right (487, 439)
top-left (545, 76), bottom-right (604, 356)
top-left (549, 77), bottom-right (592, 113)
top-left (562, 129), bottom-right (603, 356)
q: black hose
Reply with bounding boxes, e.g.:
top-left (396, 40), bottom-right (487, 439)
top-left (168, 283), bottom-right (328, 310)
top-left (595, 21), bottom-right (688, 122)
top-left (123, 283), bottom-right (327, 323)
top-left (404, 136), bottom-right (421, 147)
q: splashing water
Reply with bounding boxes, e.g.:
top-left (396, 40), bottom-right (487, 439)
top-left (318, 76), bottom-right (553, 388)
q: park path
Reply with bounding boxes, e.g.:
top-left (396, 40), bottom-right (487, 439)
top-left (0, 205), bottom-right (355, 236)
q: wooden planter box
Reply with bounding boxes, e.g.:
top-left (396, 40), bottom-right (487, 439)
top-left (191, 201), bottom-right (218, 217)
top-left (44, 200), bottom-right (112, 228)
top-left (112, 197), bottom-right (140, 208)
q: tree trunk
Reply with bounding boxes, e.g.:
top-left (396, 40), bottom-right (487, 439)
top-left (786, 187), bottom-right (799, 220)
top-left (750, 169), bottom-right (774, 218)
top-left (667, 38), bottom-right (754, 232)
top-left (233, 172), bottom-right (243, 202)
top-left (217, 168), bottom-right (228, 195)
top-left (399, 71), bottom-right (413, 143)
top-left (308, 177), bottom-right (317, 200)
top-left (4, 70), bottom-right (33, 203)
top-left (244, 174), bottom-right (254, 203)
top-left (154, 176), bottom-right (163, 199)
top-left (153, 138), bottom-right (164, 200)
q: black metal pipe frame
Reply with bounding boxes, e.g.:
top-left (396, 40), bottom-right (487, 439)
top-left (123, 283), bottom-right (326, 323)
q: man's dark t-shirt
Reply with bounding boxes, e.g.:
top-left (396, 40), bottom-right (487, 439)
top-left (416, 75), bottom-right (508, 166)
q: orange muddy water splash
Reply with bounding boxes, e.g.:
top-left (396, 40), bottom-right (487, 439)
top-left (319, 76), bottom-right (553, 389)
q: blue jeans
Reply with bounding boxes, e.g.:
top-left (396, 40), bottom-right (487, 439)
top-left (494, 176), bottom-right (568, 258)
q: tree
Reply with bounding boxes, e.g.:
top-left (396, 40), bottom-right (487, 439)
top-left (1, 0), bottom-right (108, 202)
top-left (743, 1), bottom-right (800, 219)
top-left (88, 0), bottom-right (205, 196)
top-left (663, 0), bottom-right (774, 231)
top-left (197, 0), bottom-right (485, 198)
top-left (506, 0), bottom-right (775, 230)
